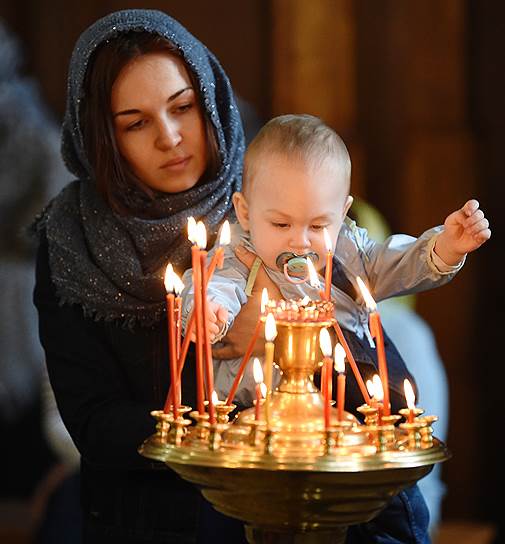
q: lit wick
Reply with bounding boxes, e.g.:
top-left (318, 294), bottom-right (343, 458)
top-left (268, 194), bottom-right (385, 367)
top-left (323, 228), bottom-right (333, 300)
top-left (404, 379), bottom-right (416, 424)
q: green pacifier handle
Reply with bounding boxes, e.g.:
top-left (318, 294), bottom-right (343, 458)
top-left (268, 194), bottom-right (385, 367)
top-left (244, 256), bottom-right (263, 296)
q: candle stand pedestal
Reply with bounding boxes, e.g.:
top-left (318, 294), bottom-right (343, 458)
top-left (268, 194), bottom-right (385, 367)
top-left (139, 301), bottom-right (450, 544)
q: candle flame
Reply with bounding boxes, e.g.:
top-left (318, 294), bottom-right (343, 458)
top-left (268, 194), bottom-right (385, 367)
top-left (300, 295), bottom-right (311, 306)
top-left (334, 343), bottom-right (346, 373)
top-left (174, 273), bottom-right (184, 296)
top-left (366, 379), bottom-right (375, 398)
top-left (187, 217), bottom-right (197, 244)
top-left (356, 276), bottom-right (377, 311)
top-left (372, 374), bottom-right (384, 402)
top-left (253, 357), bottom-right (264, 384)
top-left (261, 288), bottom-right (269, 314)
top-left (260, 382), bottom-right (267, 398)
top-left (404, 379), bottom-right (416, 410)
top-left (212, 390), bottom-right (219, 404)
top-left (319, 327), bottom-right (332, 357)
top-left (265, 313), bottom-right (277, 342)
top-left (196, 221), bottom-right (207, 250)
top-left (164, 263), bottom-right (176, 293)
top-left (219, 220), bottom-right (231, 245)
top-left (323, 227), bottom-right (333, 253)
top-left (307, 257), bottom-right (320, 288)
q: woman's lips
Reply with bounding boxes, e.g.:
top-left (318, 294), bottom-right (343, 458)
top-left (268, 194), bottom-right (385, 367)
top-left (160, 156), bottom-right (191, 171)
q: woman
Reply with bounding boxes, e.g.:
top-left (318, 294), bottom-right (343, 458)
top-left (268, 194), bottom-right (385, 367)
top-left (33, 9), bottom-right (248, 544)
top-left (34, 8), bottom-right (430, 544)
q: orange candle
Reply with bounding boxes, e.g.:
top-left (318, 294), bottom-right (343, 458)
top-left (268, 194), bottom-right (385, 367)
top-left (226, 288), bottom-right (269, 405)
top-left (319, 327), bottom-right (333, 429)
top-left (253, 358), bottom-right (263, 421)
top-left (190, 220), bottom-right (205, 415)
top-left (198, 222), bottom-right (216, 425)
top-left (356, 277), bottom-right (390, 416)
top-left (163, 264), bottom-right (179, 419)
top-left (323, 228), bottom-right (333, 300)
top-left (332, 322), bottom-right (371, 405)
top-left (206, 220), bottom-right (230, 279)
top-left (334, 343), bottom-right (346, 421)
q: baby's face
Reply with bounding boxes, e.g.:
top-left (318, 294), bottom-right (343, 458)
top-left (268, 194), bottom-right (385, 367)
top-left (235, 153), bottom-right (352, 272)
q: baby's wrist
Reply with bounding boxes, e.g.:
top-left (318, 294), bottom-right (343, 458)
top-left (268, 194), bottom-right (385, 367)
top-left (433, 235), bottom-right (465, 266)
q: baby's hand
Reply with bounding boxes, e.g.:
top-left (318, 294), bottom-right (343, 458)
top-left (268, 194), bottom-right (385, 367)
top-left (434, 199), bottom-right (491, 265)
top-left (190, 301), bottom-right (229, 343)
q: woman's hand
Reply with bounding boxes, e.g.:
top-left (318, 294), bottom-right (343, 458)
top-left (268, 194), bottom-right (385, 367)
top-left (212, 245), bottom-right (282, 360)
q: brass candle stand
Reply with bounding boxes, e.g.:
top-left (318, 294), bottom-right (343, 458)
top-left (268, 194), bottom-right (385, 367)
top-left (139, 299), bottom-right (450, 544)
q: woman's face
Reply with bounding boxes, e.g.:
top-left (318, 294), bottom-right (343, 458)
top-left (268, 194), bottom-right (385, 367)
top-left (111, 51), bottom-right (208, 193)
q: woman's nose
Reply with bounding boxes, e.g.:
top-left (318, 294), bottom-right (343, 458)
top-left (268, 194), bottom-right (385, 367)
top-left (155, 119), bottom-right (182, 150)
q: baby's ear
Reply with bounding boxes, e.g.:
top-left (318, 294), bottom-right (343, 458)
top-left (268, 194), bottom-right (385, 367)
top-left (342, 195), bottom-right (354, 218)
top-left (232, 192), bottom-right (250, 231)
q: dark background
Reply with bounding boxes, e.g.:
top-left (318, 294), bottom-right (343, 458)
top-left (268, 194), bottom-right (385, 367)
top-left (2, 0), bottom-right (503, 528)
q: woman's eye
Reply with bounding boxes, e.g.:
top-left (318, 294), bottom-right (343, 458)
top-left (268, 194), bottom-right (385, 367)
top-left (126, 119), bottom-right (146, 131)
top-left (176, 103), bottom-right (193, 113)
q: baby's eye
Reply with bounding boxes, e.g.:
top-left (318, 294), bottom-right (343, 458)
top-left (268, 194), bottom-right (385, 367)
top-left (272, 222), bottom-right (289, 229)
top-left (311, 224), bottom-right (327, 231)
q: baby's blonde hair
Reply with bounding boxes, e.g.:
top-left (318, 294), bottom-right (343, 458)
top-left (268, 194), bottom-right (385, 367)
top-left (242, 114), bottom-right (351, 198)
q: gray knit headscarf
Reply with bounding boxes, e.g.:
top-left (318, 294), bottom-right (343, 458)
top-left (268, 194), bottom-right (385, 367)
top-left (33, 9), bottom-right (245, 327)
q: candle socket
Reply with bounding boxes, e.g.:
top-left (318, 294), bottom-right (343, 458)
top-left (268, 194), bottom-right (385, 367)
top-left (417, 415), bottom-right (438, 448)
top-left (151, 409), bottom-right (174, 443)
top-left (248, 420), bottom-right (266, 447)
top-left (399, 420), bottom-right (428, 450)
top-left (208, 423), bottom-right (228, 451)
top-left (357, 404), bottom-right (379, 426)
top-left (324, 421), bottom-right (353, 453)
top-left (399, 407), bottom-right (424, 423)
top-left (167, 416), bottom-right (192, 447)
top-left (215, 402), bottom-right (236, 424)
top-left (364, 421), bottom-right (397, 452)
top-left (190, 410), bottom-right (211, 441)
top-left (380, 415), bottom-right (401, 449)
top-left (263, 428), bottom-right (275, 455)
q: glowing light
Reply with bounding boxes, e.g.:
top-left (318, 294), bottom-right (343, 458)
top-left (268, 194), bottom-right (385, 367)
top-left (356, 276), bottom-right (377, 311)
top-left (319, 328), bottom-right (332, 357)
top-left (372, 374), bottom-right (384, 402)
top-left (323, 227), bottom-right (333, 253)
top-left (219, 220), bottom-right (231, 245)
top-left (366, 379), bottom-right (375, 398)
top-left (212, 390), bottom-right (219, 405)
top-left (196, 221), bottom-right (207, 250)
top-left (334, 343), bottom-right (346, 373)
top-left (307, 257), bottom-right (320, 289)
top-left (164, 263), bottom-right (176, 293)
top-left (265, 313), bottom-right (278, 342)
top-left (404, 379), bottom-right (416, 410)
top-left (187, 217), bottom-right (197, 243)
top-left (261, 288), bottom-right (269, 314)
top-left (253, 358), bottom-right (264, 384)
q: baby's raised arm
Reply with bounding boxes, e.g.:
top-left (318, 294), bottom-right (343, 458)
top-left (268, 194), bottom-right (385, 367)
top-left (434, 199), bottom-right (491, 265)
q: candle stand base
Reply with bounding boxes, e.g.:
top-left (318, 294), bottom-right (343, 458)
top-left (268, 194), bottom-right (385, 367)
top-left (140, 305), bottom-right (451, 540)
top-left (245, 525), bottom-right (347, 544)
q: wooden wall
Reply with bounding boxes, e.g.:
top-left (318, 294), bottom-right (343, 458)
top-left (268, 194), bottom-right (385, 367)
top-left (2, 0), bottom-right (502, 523)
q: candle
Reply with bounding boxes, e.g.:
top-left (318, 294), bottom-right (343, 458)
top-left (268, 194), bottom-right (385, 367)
top-left (164, 264), bottom-right (179, 419)
top-left (226, 288), bottom-right (269, 405)
top-left (188, 218), bottom-right (205, 414)
top-left (197, 221), bottom-right (216, 425)
top-left (253, 358), bottom-right (264, 421)
top-left (207, 220), bottom-right (230, 279)
top-left (334, 343), bottom-right (346, 421)
top-left (404, 379), bottom-right (416, 423)
top-left (264, 313), bottom-right (277, 426)
top-left (306, 257), bottom-right (321, 292)
top-left (372, 374), bottom-right (384, 425)
top-left (332, 323), bottom-right (371, 405)
top-left (323, 228), bottom-right (333, 300)
top-left (356, 276), bottom-right (390, 416)
top-left (319, 327), bottom-right (333, 429)
top-left (366, 379), bottom-right (377, 408)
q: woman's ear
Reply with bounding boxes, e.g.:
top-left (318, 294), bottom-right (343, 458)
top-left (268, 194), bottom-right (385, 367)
top-left (342, 195), bottom-right (354, 218)
top-left (232, 192), bottom-right (250, 231)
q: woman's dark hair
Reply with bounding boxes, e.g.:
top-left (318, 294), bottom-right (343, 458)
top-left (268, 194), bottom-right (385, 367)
top-left (81, 32), bottom-right (220, 213)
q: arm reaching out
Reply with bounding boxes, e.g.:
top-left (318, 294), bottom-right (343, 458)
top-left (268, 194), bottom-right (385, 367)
top-left (434, 199), bottom-right (491, 266)
top-left (189, 300), bottom-right (229, 343)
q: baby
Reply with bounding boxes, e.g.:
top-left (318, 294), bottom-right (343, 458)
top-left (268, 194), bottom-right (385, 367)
top-left (181, 114), bottom-right (490, 408)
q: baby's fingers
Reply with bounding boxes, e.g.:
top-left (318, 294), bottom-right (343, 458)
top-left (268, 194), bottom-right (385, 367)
top-left (464, 209), bottom-right (485, 230)
top-left (462, 199), bottom-right (479, 217)
top-left (473, 227), bottom-right (491, 244)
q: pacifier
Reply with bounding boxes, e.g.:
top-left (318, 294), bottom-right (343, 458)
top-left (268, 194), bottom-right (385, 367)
top-left (276, 252), bottom-right (319, 284)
